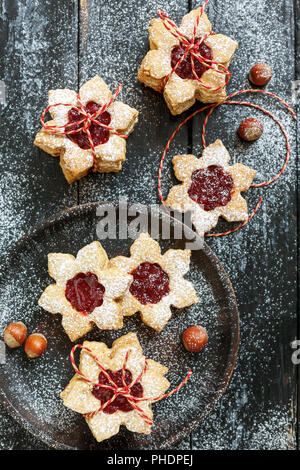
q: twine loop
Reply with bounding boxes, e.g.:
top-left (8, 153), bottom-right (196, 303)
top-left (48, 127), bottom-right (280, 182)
top-left (158, 89), bottom-right (296, 237)
top-left (41, 84), bottom-right (127, 171)
top-left (70, 344), bottom-right (192, 425)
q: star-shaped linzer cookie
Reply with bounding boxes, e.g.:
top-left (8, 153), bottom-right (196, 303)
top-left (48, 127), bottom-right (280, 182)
top-left (61, 333), bottom-right (170, 442)
top-left (34, 76), bottom-right (138, 183)
top-left (165, 139), bottom-right (256, 237)
top-left (38, 241), bottom-right (132, 342)
top-left (138, 7), bottom-right (238, 115)
top-left (109, 233), bottom-right (198, 331)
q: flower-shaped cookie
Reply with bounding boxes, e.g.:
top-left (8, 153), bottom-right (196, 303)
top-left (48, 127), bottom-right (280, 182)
top-left (165, 139), bottom-right (256, 237)
top-left (109, 233), bottom-right (198, 331)
top-left (34, 76), bottom-right (138, 183)
top-left (61, 333), bottom-right (170, 442)
top-left (138, 7), bottom-right (238, 115)
top-left (38, 241), bottom-right (132, 341)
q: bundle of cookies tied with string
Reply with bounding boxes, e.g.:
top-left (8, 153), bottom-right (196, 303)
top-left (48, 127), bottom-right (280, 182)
top-left (34, 76), bottom-right (138, 183)
top-left (138, 5), bottom-right (238, 115)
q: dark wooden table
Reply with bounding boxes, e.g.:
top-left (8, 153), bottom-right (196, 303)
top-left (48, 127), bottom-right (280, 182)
top-left (0, 0), bottom-right (298, 450)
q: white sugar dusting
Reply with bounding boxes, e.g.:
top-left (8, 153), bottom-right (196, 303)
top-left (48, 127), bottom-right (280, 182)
top-left (0, 0), bottom-right (297, 451)
top-left (193, 397), bottom-right (295, 450)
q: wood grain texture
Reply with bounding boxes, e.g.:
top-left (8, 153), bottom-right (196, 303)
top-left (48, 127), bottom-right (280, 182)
top-left (0, 0), bottom-right (79, 449)
top-left (0, 0), bottom-right (298, 450)
top-left (190, 0), bottom-right (297, 450)
top-left (77, 0), bottom-right (190, 208)
top-left (295, 0), bottom-right (300, 450)
top-left (0, 0), bottom-right (79, 257)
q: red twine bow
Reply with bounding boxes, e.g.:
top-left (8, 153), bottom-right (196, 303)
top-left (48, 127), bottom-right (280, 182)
top-left (70, 344), bottom-right (192, 425)
top-left (157, 0), bottom-right (231, 93)
top-left (41, 84), bottom-right (127, 172)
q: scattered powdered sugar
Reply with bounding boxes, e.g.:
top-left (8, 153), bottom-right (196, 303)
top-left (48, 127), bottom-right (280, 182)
top-left (193, 386), bottom-right (295, 450)
top-left (0, 0), bottom-right (297, 450)
top-left (186, 0), bottom-right (297, 450)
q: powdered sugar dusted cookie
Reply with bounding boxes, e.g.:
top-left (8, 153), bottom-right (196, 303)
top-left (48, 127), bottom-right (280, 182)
top-left (165, 139), bottom-right (256, 237)
top-left (109, 233), bottom-right (198, 331)
top-left (38, 241), bottom-right (132, 341)
top-left (138, 7), bottom-right (238, 115)
top-left (61, 333), bottom-right (170, 442)
top-left (34, 76), bottom-right (138, 183)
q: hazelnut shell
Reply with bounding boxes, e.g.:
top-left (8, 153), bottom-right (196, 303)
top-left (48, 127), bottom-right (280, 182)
top-left (3, 322), bottom-right (27, 348)
top-left (25, 333), bottom-right (47, 358)
top-left (182, 325), bottom-right (208, 353)
top-left (249, 63), bottom-right (272, 86)
top-left (238, 118), bottom-right (263, 142)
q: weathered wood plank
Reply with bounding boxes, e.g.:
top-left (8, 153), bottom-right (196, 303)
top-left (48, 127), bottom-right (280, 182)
top-left (294, 0), bottom-right (300, 452)
top-left (77, 0), bottom-right (191, 209)
top-left (295, 0), bottom-right (300, 79)
top-left (77, 0), bottom-right (191, 450)
top-left (0, 0), bottom-right (79, 256)
top-left (0, 0), bottom-right (79, 449)
top-left (190, 0), bottom-right (297, 449)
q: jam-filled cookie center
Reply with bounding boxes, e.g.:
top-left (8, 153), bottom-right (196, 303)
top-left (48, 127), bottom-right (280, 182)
top-left (65, 272), bottom-right (105, 314)
top-left (170, 39), bottom-right (213, 80)
top-left (92, 369), bottom-right (143, 414)
top-left (188, 165), bottom-right (234, 211)
top-left (129, 262), bottom-right (170, 305)
top-left (66, 101), bottom-right (111, 149)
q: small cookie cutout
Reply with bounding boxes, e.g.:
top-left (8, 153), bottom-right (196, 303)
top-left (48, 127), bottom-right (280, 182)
top-left (61, 333), bottom-right (170, 442)
top-left (165, 139), bottom-right (256, 237)
top-left (34, 75), bottom-right (138, 183)
top-left (38, 241), bottom-right (132, 341)
top-left (109, 233), bottom-right (199, 331)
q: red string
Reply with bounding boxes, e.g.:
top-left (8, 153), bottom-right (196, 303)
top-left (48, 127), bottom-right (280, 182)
top-left (157, 1), bottom-right (231, 93)
top-left (40, 84), bottom-right (127, 172)
top-left (158, 89), bottom-right (296, 237)
top-left (70, 344), bottom-right (192, 426)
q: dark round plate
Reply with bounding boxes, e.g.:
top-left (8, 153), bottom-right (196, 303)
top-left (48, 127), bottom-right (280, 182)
top-left (0, 202), bottom-right (239, 449)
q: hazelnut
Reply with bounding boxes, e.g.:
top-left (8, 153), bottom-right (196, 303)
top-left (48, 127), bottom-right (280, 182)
top-left (249, 63), bottom-right (272, 86)
top-left (238, 117), bottom-right (263, 141)
top-left (182, 325), bottom-right (208, 353)
top-left (3, 322), bottom-right (27, 348)
top-left (25, 333), bottom-right (47, 358)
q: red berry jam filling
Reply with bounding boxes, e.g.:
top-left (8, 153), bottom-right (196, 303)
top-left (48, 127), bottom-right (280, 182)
top-left (92, 369), bottom-right (143, 414)
top-left (130, 262), bottom-right (170, 305)
top-left (188, 165), bottom-right (234, 211)
top-left (171, 39), bottom-right (213, 80)
top-left (66, 101), bottom-right (111, 149)
top-left (65, 272), bottom-right (105, 314)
